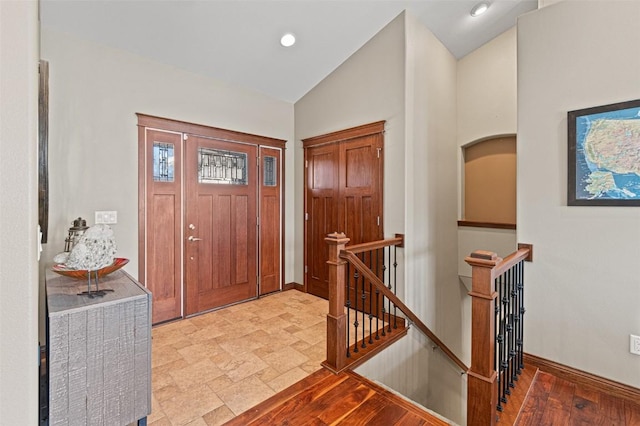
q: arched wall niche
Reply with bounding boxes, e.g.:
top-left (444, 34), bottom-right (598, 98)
top-left (461, 134), bottom-right (516, 226)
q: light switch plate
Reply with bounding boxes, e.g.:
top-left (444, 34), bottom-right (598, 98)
top-left (631, 334), bottom-right (640, 356)
top-left (95, 211), bottom-right (117, 224)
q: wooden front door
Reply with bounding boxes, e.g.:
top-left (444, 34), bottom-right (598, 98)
top-left (143, 129), bottom-right (183, 323)
top-left (259, 146), bottom-right (282, 295)
top-left (184, 135), bottom-right (258, 315)
top-left (304, 122), bottom-right (384, 300)
top-left (138, 114), bottom-right (285, 324)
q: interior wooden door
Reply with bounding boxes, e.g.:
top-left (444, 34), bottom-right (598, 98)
top-left (340, 133), bottom-right (384, 311)
top-left (339, 133), bottom-right (383, 246)
top-left (259, 146), bottom-right (282, 295)
top-left (304, 122), bottom-right (384, 301)
top-left (144, 129), bottom-right (183, 324)
top-left (184, 135), bottom-right (258, 315)
top-left (305, 143), bottom-right (340, 299)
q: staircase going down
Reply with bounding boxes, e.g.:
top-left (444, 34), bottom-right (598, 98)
top-left (224, 368), bottom-right (453, 425)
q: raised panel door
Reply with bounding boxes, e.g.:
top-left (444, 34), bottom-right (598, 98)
top-left (184, 135), bottom-right (257, 315)
top-left (304, 124), bottom-right (383, 301)
top-left (306, 144), bottom-right (339, 299)
top-left (259, 146), bottom-right (282, 295)
top-left (145, 129), bottom-right (182, 323)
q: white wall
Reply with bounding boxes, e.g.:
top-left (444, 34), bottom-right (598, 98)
top-left (294, 12), bottom-right (406, 285)
top-left (457, 27), bottom-right (517, 152)
top-left (40, 29), bottom-right (295, 282)
top-left (518, 0), bottom-right (640, 387)
top-left (404, 12), bottom-right (464, 423)
top-left (456, 27), bottom-right (518, 279)
top-left (298, 11), bottom-right (465, 423)
top-left (0, 1), bottom-right (40, 424)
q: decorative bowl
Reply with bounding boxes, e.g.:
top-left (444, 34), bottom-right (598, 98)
top-left (52, 257), bottom-right (129, 280)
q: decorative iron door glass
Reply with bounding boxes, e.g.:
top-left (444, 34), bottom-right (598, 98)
top-left (198, 147), bottom-right (248, 185)
top-left (153, 142), bottom-right (175, 182)
top-left (263, 156), bottom-right (277, 187)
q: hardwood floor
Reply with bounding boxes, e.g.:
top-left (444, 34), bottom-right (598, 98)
top-left (224, 368), bottom-right (451, 425)
top-left (497, 366), bottom-right (537, 424)
top-left (142, 289), bottom-right (640, 425)
top-left (516, 371), bottom-right (640, 425)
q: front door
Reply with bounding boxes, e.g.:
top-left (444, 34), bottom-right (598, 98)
top-left (184, 135), bottom-right (258, 315)
top-left (259, 146), bottom-right (282, 295)
top-left (144, 129), bottom-right (183, 323)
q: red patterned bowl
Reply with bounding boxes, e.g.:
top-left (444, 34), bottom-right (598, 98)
top-left (52, 257), bottom-right (129, 280)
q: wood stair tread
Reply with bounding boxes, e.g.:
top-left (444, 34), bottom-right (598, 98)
top-left (496, 366), bottom-right (538, 425)
top-left (324, 320), bottom-right (408, 374)
top-left (224, 368), bottom-right (449, 426)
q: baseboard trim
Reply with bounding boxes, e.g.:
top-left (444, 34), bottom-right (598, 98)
top-left (283, 282), bottom-right (304, 292)
top-left (524, 352), bottom-right (640, 403)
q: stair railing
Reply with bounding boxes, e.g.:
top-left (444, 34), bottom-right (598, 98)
top-left (465, 244), bottom-right (532, 425)
top-left (324, 232), bottom-right (468, 375)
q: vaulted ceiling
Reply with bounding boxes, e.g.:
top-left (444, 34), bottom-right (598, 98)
top-left (40, 0), bottom-right (537, 103)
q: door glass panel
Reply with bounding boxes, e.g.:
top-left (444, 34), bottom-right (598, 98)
top-left (153, 142), bottom-right (175, 182)
top-left (263, 156), bottom-right (277, 187)
top-left (198, 147), bottom-right (248, 185)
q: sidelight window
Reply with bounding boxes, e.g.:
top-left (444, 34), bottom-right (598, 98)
top-left (263, 156), bottom-right (277, 186)
top-left (153, 142), bottom-right (175, 182)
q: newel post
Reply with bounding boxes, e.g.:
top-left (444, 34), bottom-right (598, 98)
top-left (465, 250), bottom-right (500, 426)
top-left (324, 232), bottom-right (350, 373)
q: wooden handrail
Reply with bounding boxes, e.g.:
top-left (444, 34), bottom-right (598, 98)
top-left (340, 250), bottom-right (468, 373)
top-left (466, 245), bottom-right (533, 279)
top-left (345, 235), bottom-right (404, 254)
top-left (465, 244), bottom-right (532, 426)
top-left (326, 231), bottom-right (534, 425)
top-left (494, 248), bottom-right (531, 277)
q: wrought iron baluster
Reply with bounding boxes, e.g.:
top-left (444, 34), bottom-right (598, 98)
top-left (353, 266), bottom-right (360, 354)
top-left (518, 261), bottom-right (526, 371)
top-left (360, 253), bottom-right (366, 349)
top-left (511, 264), bottom-right (520, 383)
top-left (502, 271), bottom-right (511, 401)
top-left (393, 245), bottom-right (398, 329)
top-left (367, 249), bottom-right (374, 344)
top-left (507, 268), bottom-right (515, 393)
top-left (502, 270), bottom-right (513, 401)
top-left (375, 248), bottom-right (380, 341)
top-left (386, 246), bottom-right (391, 334)
top-left (346, 263), bottom-right (351, 358)
top-left (493, 274), bottom-right (500, 412)
top-left (494, 276), bottom-right (506, 411)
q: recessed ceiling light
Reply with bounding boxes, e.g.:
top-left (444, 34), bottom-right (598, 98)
top-left (280, 33), bottom-right (296, 47)
top-left (470, 2), bottom-right (490, 17)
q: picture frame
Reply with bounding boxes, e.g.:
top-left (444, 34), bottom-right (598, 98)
top-left (39, 60), bottom-right (49, 242)
top-left (568, 98), bottom-right (640, 206)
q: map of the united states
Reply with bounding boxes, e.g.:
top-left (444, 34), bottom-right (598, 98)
top-left (576, 109), bottom-right (640, 200)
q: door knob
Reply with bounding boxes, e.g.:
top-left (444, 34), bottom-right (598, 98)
top-left (188, 224), bottom-right (196, 230)
top-left (188, 236), bottom-right (202, 241)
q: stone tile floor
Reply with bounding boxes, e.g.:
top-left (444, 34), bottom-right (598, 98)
top-left (147, 290), bottom-right (329, 426)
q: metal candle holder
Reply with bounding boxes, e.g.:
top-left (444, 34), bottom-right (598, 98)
top-left (64, 217), bottom-right (88, 252)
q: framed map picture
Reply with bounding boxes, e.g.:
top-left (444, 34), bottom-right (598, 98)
top-left (568, 99), bottom-right (640, 206)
